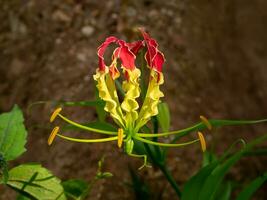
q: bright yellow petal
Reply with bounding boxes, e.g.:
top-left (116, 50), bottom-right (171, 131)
top-left (135, 70), bottom-right (164, 131)
top-left (93, 68), bottom-right (125, 127)
top-left (121, 68), bottom-right (141, 127)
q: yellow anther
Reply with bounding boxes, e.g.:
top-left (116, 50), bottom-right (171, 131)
top-left (200, 115), bottom-right (212, 130)
top-left (48, 126), bottom-right (60, 145)
top-left (50, 107), bottom-right (62, 122)
top-left (117, 128), bottom-right (124, 148)
top-left (198, 131), bottom-right (206, 152)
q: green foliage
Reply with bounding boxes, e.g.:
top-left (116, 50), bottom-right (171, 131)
top-left (6, 164), bottom-right (66, 200)
top-left (0, 105), bottom-right (113, 200)
top-left (16, 194), bottom-right (31, 200)
top-left (62, 179), bottom-right (89, 200)
top-left (215, 181), bottom-right (232, 200)
top-left (202, 151), bottom-right (217, 167)
top-left (236, 172), bottom-right (267, 200)
top-left (94, 87), bottom-right (107, 122)
top-left (0, 153), bottom-right (8, 183)
top-left (0, 105), bottom-right (27, 161)
top-left (96, 157), bottom-right (113, 180)
top-left (157, 102), bottom-right (170, 132)
top-left (181, 134), bottom-right (267, 200)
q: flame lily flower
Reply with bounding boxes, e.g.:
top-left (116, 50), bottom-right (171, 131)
top-left (48, 30), bottom-right (205, 169)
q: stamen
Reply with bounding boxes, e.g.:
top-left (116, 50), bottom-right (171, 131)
top-left (50, 107), bottom-right (62, 122)
top-left (134, 136), bottom-right (199, 147)
top-left (200, 115), bottom-right (212, 130)
top-left (48, 126), bottom-right (60, 145)
top-left (56, 134), bottom-right (118, 143)
top-left (137, 123), bottom-right (201, 138)
top-left (117, 128), bottom-right (124, 148)
top-left (198, 131), bottom-right (206, 152)
top-left (57, 113), bottom-right (117, 135)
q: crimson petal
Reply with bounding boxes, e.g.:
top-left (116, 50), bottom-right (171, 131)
top-left (97, 36), bottom-right (118, 71)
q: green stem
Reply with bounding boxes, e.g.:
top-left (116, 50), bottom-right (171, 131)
top-left (142, 141), bottom-right (181, 197)
top-left (159, 165), bottom-right (182, 197)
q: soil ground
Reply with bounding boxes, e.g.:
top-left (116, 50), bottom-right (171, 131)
top-left (0, 0), bottom-right (267, 199)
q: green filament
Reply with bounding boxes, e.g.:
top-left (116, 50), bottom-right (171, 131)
top-left (57, 134), bottom-right (118, 143)
top-left (58, 114), bottom-right (117, 135)
top-left (134, 136), bottom-right (199, 147)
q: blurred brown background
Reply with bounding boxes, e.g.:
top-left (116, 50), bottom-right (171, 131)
top-left (0, 0), bottom-right (267, 199)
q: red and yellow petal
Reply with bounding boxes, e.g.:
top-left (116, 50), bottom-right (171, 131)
top-left (97, 36), bottom-right (118, 71)
top-left (140, 28), bottom-right (166, 75)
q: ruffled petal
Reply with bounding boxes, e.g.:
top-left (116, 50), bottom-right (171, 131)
top-left (121, 68), bottom-right (141, 126)
top-left (135, 71), bottom-right (164, 131)
top-left (126, 40), bottom-right (144, 55)
top-left (97, 36), bottom-right (118, 71)
top-left (116, 40), bottom-right (136, 71)
top-left (93, 68), bottom-right (125, 127)
top-left (140, 29), bottom-right (166, 74)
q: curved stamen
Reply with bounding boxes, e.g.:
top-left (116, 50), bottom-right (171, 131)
top-left (134, 136), bottom-right (199, 147)
top-left (136, 118), bottom-right (267, 138)
top-left (50, 107), bottom-right (62, 122)
top-left (57, 113), bottom-right (117, 135)
top-left (200, 115), bottom-right (212, 130)
top-left (117, 128), bottom-right (124, 148)
top-left (48, 126), bottom-right (60, 145)
top-left (57, 134), bottom-right (119, 143)
top-left (197, 131), bottom-right (206, 152)
top-left (137, 123), bottom-right (201, 138)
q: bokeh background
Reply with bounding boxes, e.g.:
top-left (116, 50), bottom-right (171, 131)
top-left (1, 0), bottom-right (267, 199)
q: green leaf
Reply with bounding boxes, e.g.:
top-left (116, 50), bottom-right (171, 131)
top-left (62, 179), bottom-right (89, 200)
top-left (95, 157), bottom-right (113, 180)
top-left (236, 172), bottom-right (267, 200)
top-left (93, 86), bottom-right (107, 122)
top-left (16, 194), bottom-right (31, 200)
top-left (244, 148), bottom-right (267, 156)
top-left (0, 153), bottom-right (9, 183)
top-left (0, 105), bottom-right (27, 161)
top-left (6, 164), bottom-right (66, 200)
top-left (182, 162), bottom-right (218, 200)
top-left (202, 151), bottom-right (217, 167)
top-left (182, 134), bottom-right (267, 200)
top-left (96, 172), bottom-right (113, 179)
top-left (215, 181), bottom-right (232, 200)
top-left (157, 102), bottom-right (170, 132)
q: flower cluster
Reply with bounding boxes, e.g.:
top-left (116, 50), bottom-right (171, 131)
top-left (48, 29), bottom-right (206, 169)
